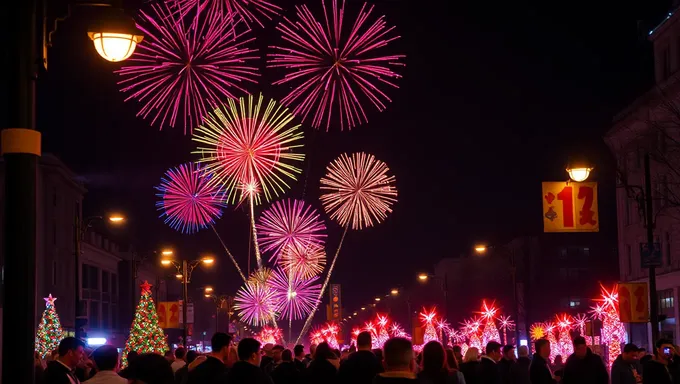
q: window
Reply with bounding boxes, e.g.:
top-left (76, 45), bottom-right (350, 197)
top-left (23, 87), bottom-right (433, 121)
top-left (89, 265), bottom-right (99, 290)
top-left (102, 271), bottom-right (109, 293)
top-left (89, 301), bottom-right (100, 329)
top-left (81, 264), bottom-right (88, 289)
top-left (626, 245), bottom-right (633, 275)
top-left (102, 302), bottom-right (109, 329)
top-left (111, 274), bottom-right (117, 296)
top-left (570, 299), bottom-right (581, 308)
top-left (583, 247), bottom-right (590, 257)
top-left (659, 289), bottom-right (674, 311)
top-left (661, 47), bottom-right (671, 80)
top-left (52, 260), bottom-right (57, 286)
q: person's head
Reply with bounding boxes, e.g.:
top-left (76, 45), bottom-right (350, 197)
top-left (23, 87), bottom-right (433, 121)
top-left (57, 337), bottom-right (86, 368)
top-left (655, 338), bottom-right (675, 363)
top-left (502, 345), bottom-right (516, 361)
top-left (421, 341), bottom-right (446, 373)
top-left (164, 350), bottom-right (174, 362)
top-left (452, 345), bottom-right (462, 357)
top-left (91, 345), bottom-right (118, 372)
top-left (485, 341), bottom-right (502, 362)
top-left (535, 339), bottom-right (551, 359)
top-left (238, 338), bottom-right (262, 366)
top-left (263, 343), bottom-right (274, 357)
top-left (272, 345), bottom-right (284, 362)
top-left (185, 350), bottom-right (198, 365)
top-left (123, 353), bottom-right (174, 384)
top-left (211, 332), bottom-right (233, 359)
top-left (518, 345), bottom-right (529, 358)
top-left (357, 331), bottom-right (372, 350)
top-left (126, 351), bottom-right (140, 365)
top-left (554, 355), bottom-right (563, 364)
top-left (622, 344), bottom-right (641, 363)
top-left (174, 347), bottom-right (186, 361)
top-left (294, 345), bottom-right (305, 358)
top-left (383, 338), bottom-right (415, 372)
top-left (573, 336), bottom-right (587, 359)
top-left (314, 342), bottom-right (334, 360)
top-left (463, 347), bottom-right (479, 362)
top-left (282, 349), bottom-right (293, 362)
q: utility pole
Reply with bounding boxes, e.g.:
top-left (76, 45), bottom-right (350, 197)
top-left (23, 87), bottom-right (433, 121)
top-left (644, 153), bottom-right (659, 343)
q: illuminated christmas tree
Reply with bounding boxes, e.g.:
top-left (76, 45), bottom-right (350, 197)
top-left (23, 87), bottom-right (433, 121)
top-left (122, 281), bottom-right (168, 367)
top-left (420, 308), bottom-right (439, 344)
top-left (545, 323), bottom-right (560, 358)
top-left (555, 314), bottom-right (574, 357)
top-left (591, 285), bottom-right (627, 369)
top-left (35, 294), bottom-right (64, 358)
top-left (479, 301), bottom-right (500, 346)
top-left (376, 315), bottom-right (391, 348)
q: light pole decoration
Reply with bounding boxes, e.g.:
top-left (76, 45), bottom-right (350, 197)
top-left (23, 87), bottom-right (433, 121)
top-left (161, 251), bottom-right (215, 345)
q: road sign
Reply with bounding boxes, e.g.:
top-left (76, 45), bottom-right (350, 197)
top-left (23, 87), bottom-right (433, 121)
top-left (640, 243), bottom-right (662, 268)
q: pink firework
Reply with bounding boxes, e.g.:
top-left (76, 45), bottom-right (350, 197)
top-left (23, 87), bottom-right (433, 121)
top-left (280, 242), bottom-right (327, 280)
top-left (256, 199), bottom-right (327, 261)
top-left (155, 162), bottom-right (226, 234)
top-left (320, 153), bottom-right (397, 229)
top-left (117, 3), bottom-right (259, 133)
top-left (169, 0), bottom-right (281, 29)
top-left (234, 282), bottom-right (277, 326)
top-left (268, 268), bottom-right (321, 321)
top-left (268, 0), bottom-right (405, 130)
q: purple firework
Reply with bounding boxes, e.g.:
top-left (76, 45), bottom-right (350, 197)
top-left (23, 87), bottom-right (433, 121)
top-left (117, 2), bottom-right (259, 134)
top-left (256, 199), bottom-right (327, 262)
top-left (155, 162), bottom-right (227, 234)
top-left (269, 268), bottom-right (321, 321)
top-left (234, 282), bottom-right (277, 326)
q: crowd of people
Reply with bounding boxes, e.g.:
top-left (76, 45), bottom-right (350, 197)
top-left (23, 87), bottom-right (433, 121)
top-left (33, 331), bottom-right (680, 384)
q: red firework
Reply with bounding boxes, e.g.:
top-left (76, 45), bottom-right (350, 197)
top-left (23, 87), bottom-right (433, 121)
top-left (280, 242), bottom-right (326, 280)
top-left (256, 199), bottom-right (327, 262)
top-left (268, 0), bottom-right (405, 131)
top-left (117, 3), bottom-right (259, 133)
top-left (320, 152), bottom-right (398, 229)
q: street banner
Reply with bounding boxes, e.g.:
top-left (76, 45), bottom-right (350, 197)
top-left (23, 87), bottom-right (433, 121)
top-left (618, 283), bottom-right (649, 323)
top-left (329, 284), bottom-right (342, 321)
top-left (178, 301), bottom-right (194, 325)
top-left (542, 181), bottom-right (599, 232)
top-left (640, 243), bottom-right (662, 268)
top-left (158, 302), bottom-right (180, 329)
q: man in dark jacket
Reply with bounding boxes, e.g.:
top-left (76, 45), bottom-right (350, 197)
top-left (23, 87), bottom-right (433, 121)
top-left (611, 343), bottom-right (642, 384)
top-left (227, 338), bottom-right (274, 384)
top-left (339, 331), bottom-right (383, 384)
top-left (498, 344), bottom-right (516, 383)
top-left (509, 345), bottom-right (531, 384)
top-left (643, 338), bottom-right (675, 384)
top-left (530, 339), bottom-right (556, 384)
top-left (187, 332), bottom-right (232, 384)
top-left (561, 336), bottom-right (608, 384)
top-left (293, 345), bottom-right (307, 373)
top-left (271, 349), bottom-right (300, 384)
top-left (43, 337), bottom-right (86, 384)
top-left (477, 341), bottom-right (503, 384)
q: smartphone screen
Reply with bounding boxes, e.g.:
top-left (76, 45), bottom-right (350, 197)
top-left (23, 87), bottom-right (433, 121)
top-left (664, 347), bottom-right (672, 355)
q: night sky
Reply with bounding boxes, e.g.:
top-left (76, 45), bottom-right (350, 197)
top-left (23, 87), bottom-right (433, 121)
top-left (25, 0), bottom-right (673, 317)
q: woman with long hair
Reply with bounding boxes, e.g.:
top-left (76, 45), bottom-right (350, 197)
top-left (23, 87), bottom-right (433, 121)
top-left (459, 347), bottom-right (480, 384)
top-left (305, 342), bottom-right (339, 383)
top-left (418, 341), bottom-right (466, 384)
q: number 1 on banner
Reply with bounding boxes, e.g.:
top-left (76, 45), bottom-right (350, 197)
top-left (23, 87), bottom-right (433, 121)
top-left (542, 181), bottom-right (599, 233)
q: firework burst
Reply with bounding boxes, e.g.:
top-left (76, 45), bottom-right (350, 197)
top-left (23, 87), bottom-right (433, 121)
top-left (193, 94), bottom-right (305, 204)
top-left (234, 281), bottom-right (277, 326)
top-left (320, 152), bottom-right (397, 230)
top-left (247, 267), bottom-right (274, 288)
top-left (117, 3), bottom-right (259, 133)
top-left (155, 162), bottom-right (226, 234)
top-left (280, 242), bottom-right (327, 280)
top-left (169, 0), bottom-right (282, 29)
top-left (268, 268), bottom-right (321, 321)
top-left (256, 199), bottom-right (327, 261)
top-left (268, 0), bottom-right (405, 130)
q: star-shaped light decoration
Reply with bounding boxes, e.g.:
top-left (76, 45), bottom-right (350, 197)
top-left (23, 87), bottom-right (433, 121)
top-left (44, 294), bottom-right (57, 306)
top-left (140, 280), bottom-right (153, 294)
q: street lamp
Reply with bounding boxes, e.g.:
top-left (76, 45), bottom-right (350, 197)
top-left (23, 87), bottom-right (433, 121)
top-left (375, 297), bottom-right (381, 302)
top-left (474, 245), bottom-right (487, 254)
top-left (418, 273), bottom-right (429, 281)
top-left (74, 214), bottom-right (125, 341)
top-left (417, 273), bottom-right (449, 321)
top-left (204, 288), bottom-right (234, 333)
top-left (566, 167), bottom-right (593, 182)
top-left (391, 289), bottom-right (399, 296)
top-left (161, 254), bottom-right (215, 346)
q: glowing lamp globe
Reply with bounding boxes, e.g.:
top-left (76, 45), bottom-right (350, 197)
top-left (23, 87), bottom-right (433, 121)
top-left (566, 167), bottom-right (592, 182)
top-left (88, 32), bottom-right (142, 62)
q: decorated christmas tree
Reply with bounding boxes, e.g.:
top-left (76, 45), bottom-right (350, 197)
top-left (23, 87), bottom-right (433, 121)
top-left (479, 301), bottom-right (500, 347)
top-left (375, 315), bottom-right (391, 349)
top-left (420, 308), bottom-right (439, 344)
top-left (122, 281), bottom-right (168, 367)
top-left (555, 315), bottom-right (574, 357)
top-left (35, 294), bottom-right (65, 358)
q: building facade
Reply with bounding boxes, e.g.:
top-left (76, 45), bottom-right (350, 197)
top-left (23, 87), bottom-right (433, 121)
top-left (604, 7), bottom-right (680, 348)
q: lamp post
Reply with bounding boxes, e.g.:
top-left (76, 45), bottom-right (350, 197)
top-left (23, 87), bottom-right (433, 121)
top-left (74, 214), bottom-right (125, 341)
top-left (3, 2), bottom-right (141, 382)
top-left (161, 252), bottom-right (215, 345)
top-left (204, 288), bottom-right (234, 334)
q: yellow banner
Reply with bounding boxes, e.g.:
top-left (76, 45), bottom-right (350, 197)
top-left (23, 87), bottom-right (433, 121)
top-left (618, 283), bottom-right (649, 323)
top-left (542, 181), bottom-right (599, 232)
top-left (157, 301), bottom-right (181, 329)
